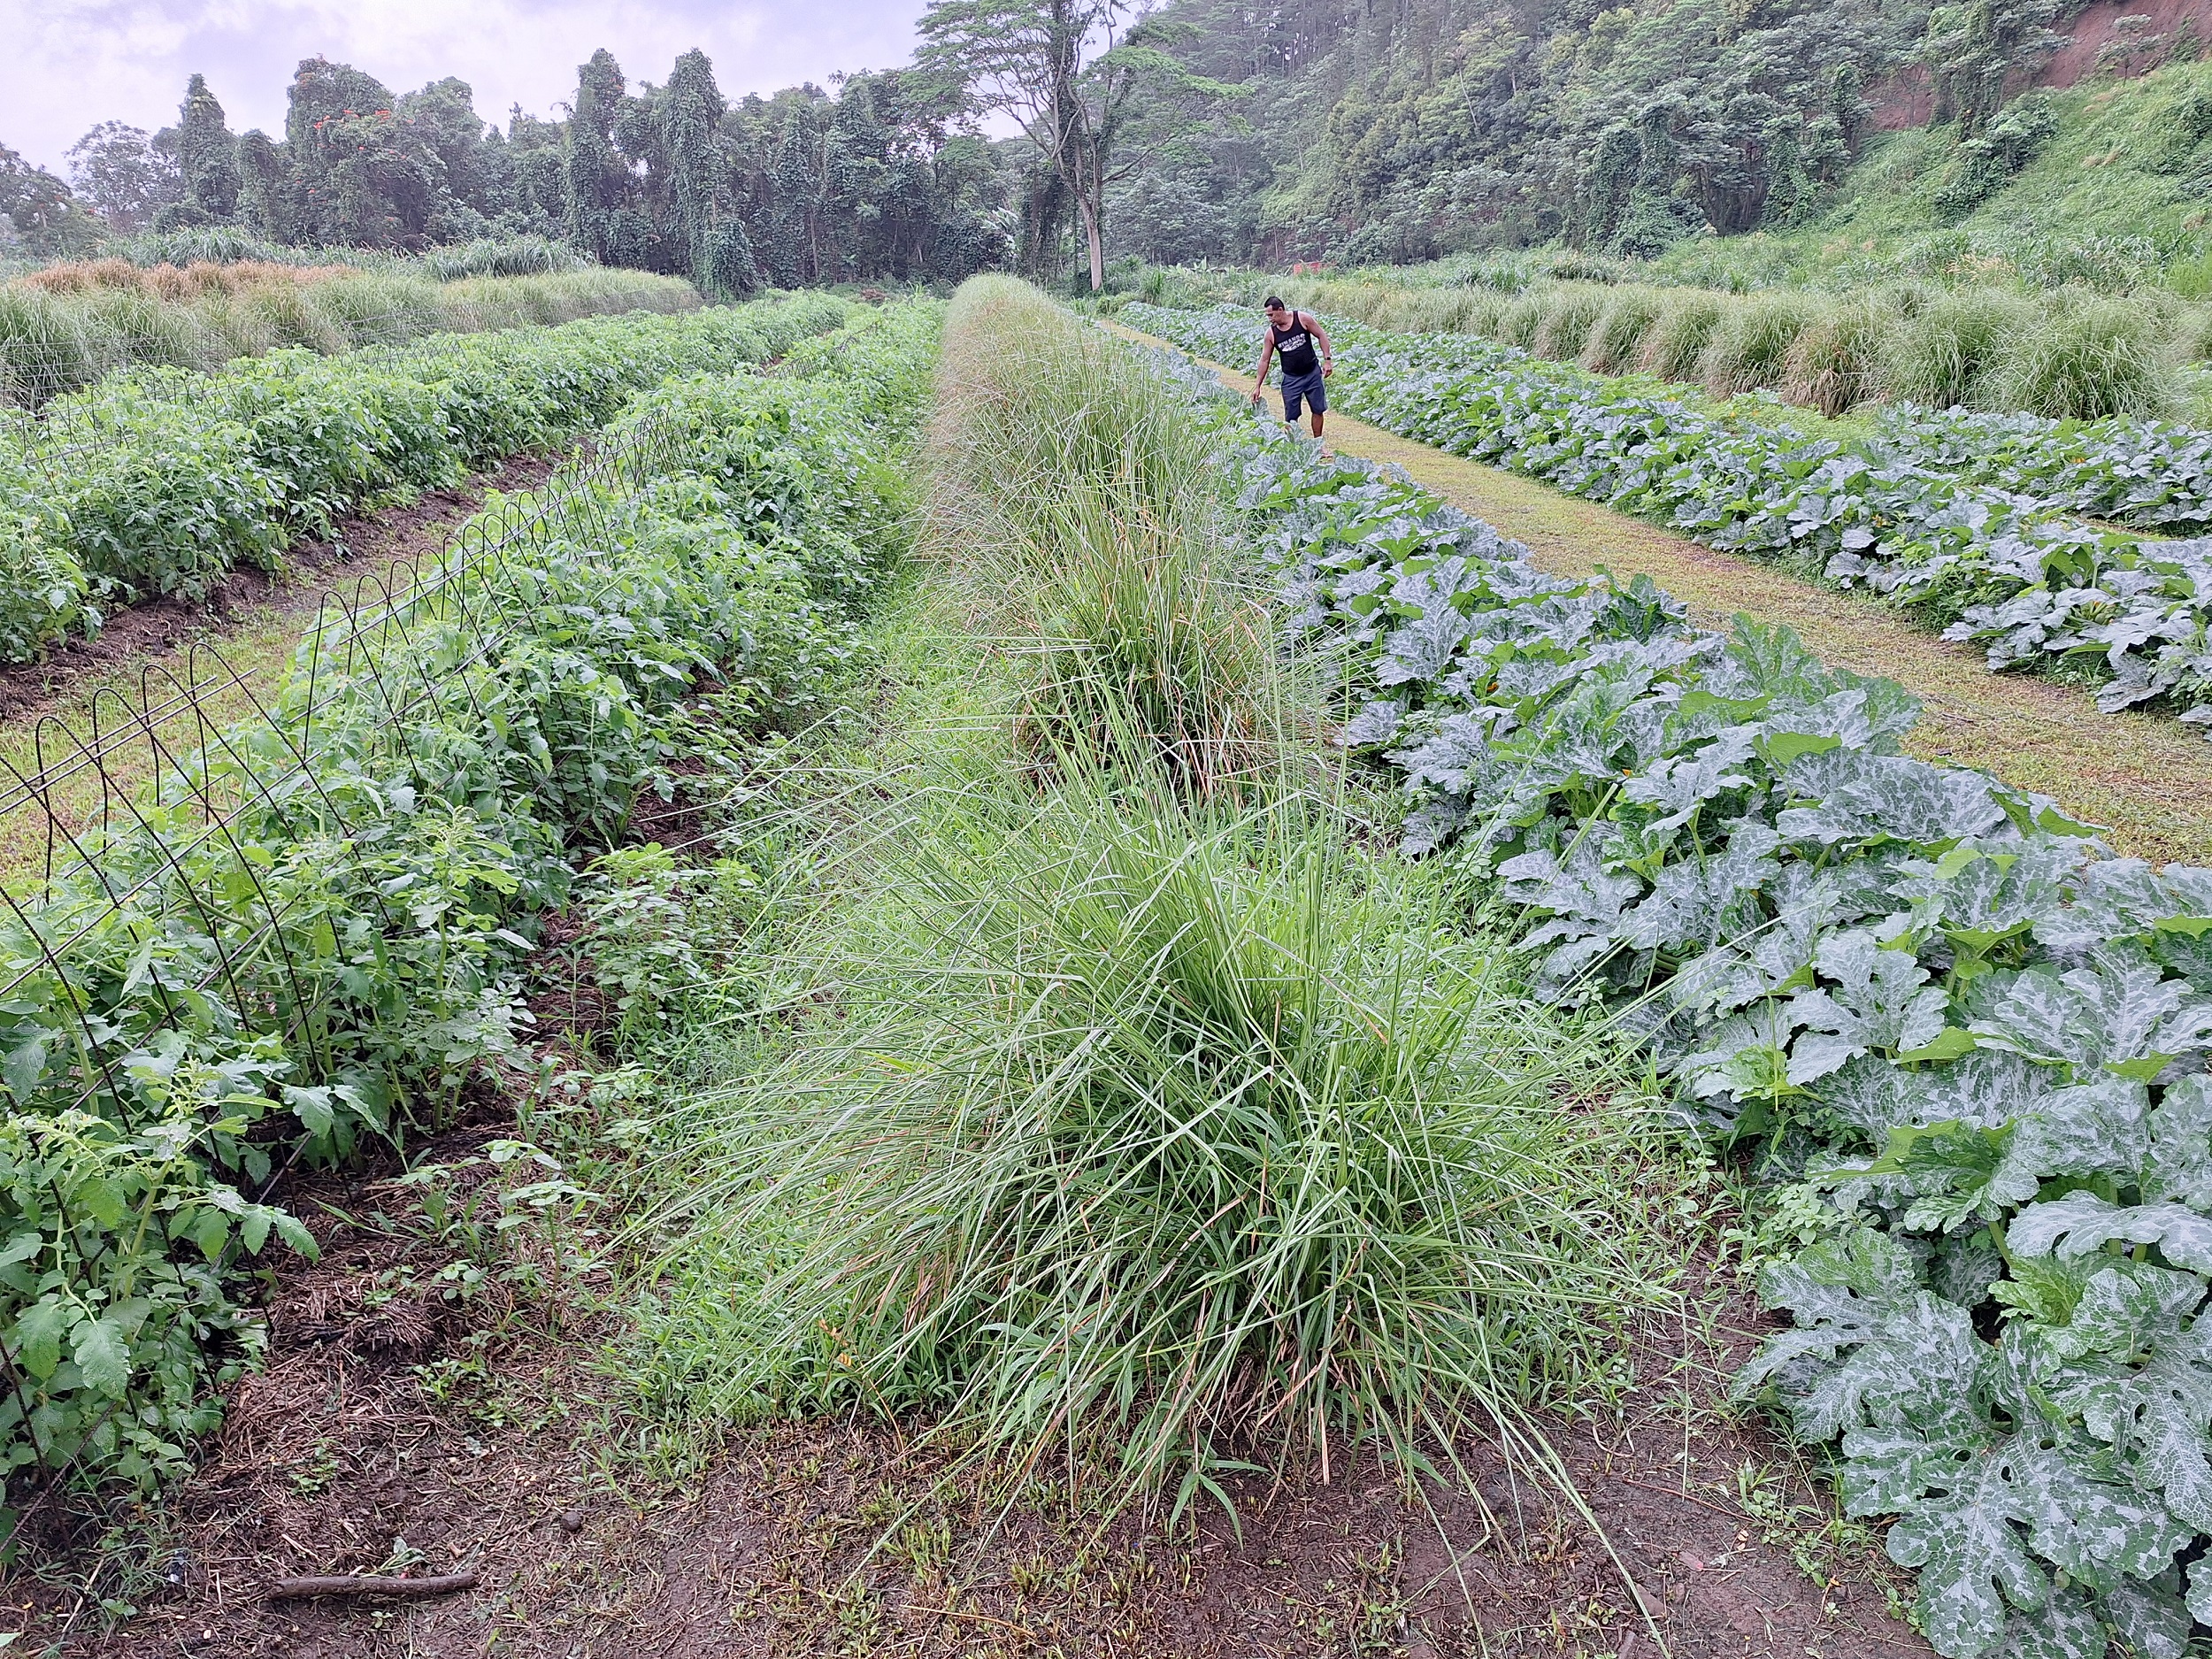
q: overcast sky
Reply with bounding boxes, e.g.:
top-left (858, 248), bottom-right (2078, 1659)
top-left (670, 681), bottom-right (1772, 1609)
top-left (3, 0), bottom-right (929, 173)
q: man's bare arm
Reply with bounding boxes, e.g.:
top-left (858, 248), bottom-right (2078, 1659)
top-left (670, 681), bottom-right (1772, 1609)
top-left (1308, 315), bottom-right (1335, 373)
top-left (1251, 335), bottom-right (1274, 402)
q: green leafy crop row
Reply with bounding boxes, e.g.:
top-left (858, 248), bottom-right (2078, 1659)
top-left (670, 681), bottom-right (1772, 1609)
top-left (1120, 303), bottom-right (2212, 749)
top-left (0, 302), bottom-right (934, 1520)
top-left (1130, 330), bottom-right (2212, 1659)
top-left (0, 294), bottom-right (856, 666)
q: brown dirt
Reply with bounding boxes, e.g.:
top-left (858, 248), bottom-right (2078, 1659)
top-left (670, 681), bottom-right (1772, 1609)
top-left (2036, 0), bottom-right (2209, 88)
top-left (1867, 0), bottom-right (2208, 127)
top-left (4, 1202), bottom-right (1924, 1659)
top-left (0, 456), bottom-right (556, 732)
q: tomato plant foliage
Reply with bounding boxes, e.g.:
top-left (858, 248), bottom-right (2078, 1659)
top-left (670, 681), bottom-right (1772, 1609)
top-left (0, 301), bottom-right (933, 1517)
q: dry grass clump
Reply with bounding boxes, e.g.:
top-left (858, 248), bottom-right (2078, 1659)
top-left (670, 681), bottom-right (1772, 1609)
top-left (19, 259), bottom-right (356, 298)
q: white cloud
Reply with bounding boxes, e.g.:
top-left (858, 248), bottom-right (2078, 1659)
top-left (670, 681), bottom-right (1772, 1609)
top-left (2, 0), bottom-right (924, 171)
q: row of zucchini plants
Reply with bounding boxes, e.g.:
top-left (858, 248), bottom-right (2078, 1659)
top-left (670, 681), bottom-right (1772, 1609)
top-left (0, 303), bottom-right (934, 1518)
top-left (0, 294), bottom-right (855, 666)
top-left (1130, 328), bottom-right (2212, 1659)
top-left (1870, 403), bottom-right (2212, 538)
top-left (1118, 303), bottom-right (2212, 750)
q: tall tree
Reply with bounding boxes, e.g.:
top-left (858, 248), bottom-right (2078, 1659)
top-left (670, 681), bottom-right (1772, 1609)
top-left (565, 50), bottom-right (633, 264)
top-left (918, 0), bottom-right (1223, 290)
top-left (65, 123), bottom-right (182, 232)
top-left (173, 73), bottom-right (241, 225)
top-left (660, 50), bottom-right (726, 288)
top-left (0, 144), bottom-right (102, 256)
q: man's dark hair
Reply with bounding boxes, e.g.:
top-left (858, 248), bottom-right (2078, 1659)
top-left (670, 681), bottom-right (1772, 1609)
top-left (1263, 295), bottom-right (1285, 310)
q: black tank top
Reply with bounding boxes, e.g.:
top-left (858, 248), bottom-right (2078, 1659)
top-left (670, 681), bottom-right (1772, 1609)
top-left (1271, 314), bottom-right (1320, 376)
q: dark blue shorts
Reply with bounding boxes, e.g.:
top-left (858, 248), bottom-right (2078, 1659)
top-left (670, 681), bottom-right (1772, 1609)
top-left (1281, 367), bottom-right (1326, 420)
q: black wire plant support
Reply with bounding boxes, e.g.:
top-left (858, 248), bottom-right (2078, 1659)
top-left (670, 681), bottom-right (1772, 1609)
top-left (0, 407), bottom-right (683, 1524)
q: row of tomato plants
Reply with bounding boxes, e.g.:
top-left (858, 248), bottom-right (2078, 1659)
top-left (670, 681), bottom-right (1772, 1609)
top-left (0, 303), bottom-right (935, 1522)
top-left (1118, 303), bottom-right (2212, 749)
top-left (1126, 328), bottom-right (2212, 1659)
top-left (0, 294), bottom-right (856, 666)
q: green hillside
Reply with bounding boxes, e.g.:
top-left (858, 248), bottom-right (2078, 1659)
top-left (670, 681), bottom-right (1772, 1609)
top-left (1640, 56), bottom-right (2212, 292)
top-left (1105, 0), bottom-right (2211, 282)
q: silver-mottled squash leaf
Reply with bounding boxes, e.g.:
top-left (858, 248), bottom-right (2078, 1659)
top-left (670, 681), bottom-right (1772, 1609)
top-left (2010, 1193), bottom-right (2212, 1274)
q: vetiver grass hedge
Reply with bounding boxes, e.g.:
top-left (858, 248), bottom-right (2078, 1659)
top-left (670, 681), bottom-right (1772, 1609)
top-left (617, 276), bottom-right (1691, 1539)
top-left (0, 301), bottom-right (933, 1514)
top-left (1229, 273), bottom-right (2207, 422)
top-left (0, 295), bottom-right (853, 665)
top-left (1124, 317), bottom-right (2212, 1659)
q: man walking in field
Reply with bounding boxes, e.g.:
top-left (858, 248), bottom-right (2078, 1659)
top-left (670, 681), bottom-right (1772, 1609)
top-left (1250, 296), bottom-right (1333, 446)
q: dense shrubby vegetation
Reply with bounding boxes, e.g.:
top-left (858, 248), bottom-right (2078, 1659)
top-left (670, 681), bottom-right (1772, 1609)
top-left (1126, 319), bottom-right (2212, 1659)
top-left (0, 295), bottom-right (852, 663)
top-left (1123, 303), bottom-right (2212, 745)
top-left (0, 300), bottom-right (931, 1510)
top-left (16, 56), bottom-right (1009, 294)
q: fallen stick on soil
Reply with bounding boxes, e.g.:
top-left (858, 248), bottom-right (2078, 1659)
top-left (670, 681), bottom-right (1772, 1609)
top-left (266, 1571), bottom-right (479, 1600)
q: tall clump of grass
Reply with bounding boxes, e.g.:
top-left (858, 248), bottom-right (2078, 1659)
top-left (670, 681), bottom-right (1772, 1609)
top-left (1993, 295), bottom-right (2177, 419)
top-left (669, 772), bottom-right (1679, 1521)
top-left (226, 280), bottom-right (349, 355)
top-left (1580, 286), bottom-right (1664, 373)
top-left (1635, 289), bottom-right (1726, 382)
top-left (0, 286), bottom-right (95, 407)
top-left (1498, 292), bottom-right (1549, 349)
top-left (73, 286), bottom-right (219, 375)
top-left (1531, 282), bottom-right (1609, 362)
top-left (1699, 290), bottom-right (1819, 398)
top-left (929, 275), bottom-right (1279, 793)
top-left (308, 272), bottom-right (444, 346)
top-left (1782, 292), bottom-right (1900, 417)
top-left (1880, 288), bottom-right (2037, 410)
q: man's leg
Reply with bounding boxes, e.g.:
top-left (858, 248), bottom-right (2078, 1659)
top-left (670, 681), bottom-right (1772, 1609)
top-left (1310, 410), bottom-right (1325, 438)
top-left (1281, 379), bottom-right (1303, 430)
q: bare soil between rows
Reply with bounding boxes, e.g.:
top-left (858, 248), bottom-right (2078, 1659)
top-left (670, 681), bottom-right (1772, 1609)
top-left (0, 454), bottom-right (557, 733)
top-left (8, 1155), bottom-right (1925, 1659)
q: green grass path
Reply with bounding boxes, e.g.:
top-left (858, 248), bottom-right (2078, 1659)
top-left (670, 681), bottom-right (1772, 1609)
top-left (1107, 319), bottom-right (2212, 867)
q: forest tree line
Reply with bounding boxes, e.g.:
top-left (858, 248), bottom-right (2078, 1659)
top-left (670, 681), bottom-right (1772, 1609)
top-left (4, 0), bottom-right (2176, 280)
top-left (6, 50), bottom-right (1013, 291)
